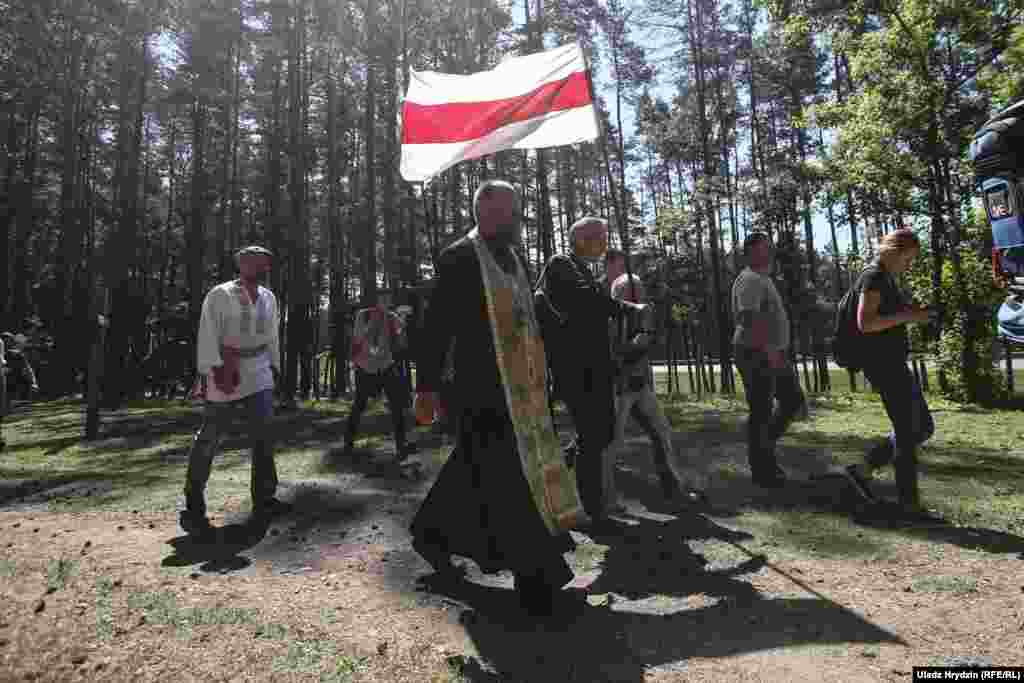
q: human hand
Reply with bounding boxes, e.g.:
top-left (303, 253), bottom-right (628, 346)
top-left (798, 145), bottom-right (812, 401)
top-left (906, 305), bottom-right (931, 324)
top-left (414, 392), bottom-right (439, 426)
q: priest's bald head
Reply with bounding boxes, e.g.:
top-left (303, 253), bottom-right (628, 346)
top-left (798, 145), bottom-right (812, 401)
top-left (473, 180), bottom-right (520, 247)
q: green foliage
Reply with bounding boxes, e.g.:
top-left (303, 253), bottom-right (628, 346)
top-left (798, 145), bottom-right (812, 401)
top-left (976, 25), bottom-right (1024, 109)
top-left (905, 216), bottom-right (1006, 404)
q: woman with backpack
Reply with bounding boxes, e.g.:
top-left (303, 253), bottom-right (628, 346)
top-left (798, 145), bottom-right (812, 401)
top-left (842, 229), bottom-right (939, 523)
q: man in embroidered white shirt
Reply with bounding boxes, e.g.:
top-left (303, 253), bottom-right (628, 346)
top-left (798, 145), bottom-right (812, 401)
top-left (180, 245), bottom-right (288, 537)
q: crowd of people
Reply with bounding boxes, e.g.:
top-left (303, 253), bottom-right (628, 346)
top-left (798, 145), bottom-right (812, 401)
top-left (174, 179), bottom-right (939, 619)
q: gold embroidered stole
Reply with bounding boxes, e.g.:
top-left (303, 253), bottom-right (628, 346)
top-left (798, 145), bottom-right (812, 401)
top-left (468, 229), bottom-right (586, 534)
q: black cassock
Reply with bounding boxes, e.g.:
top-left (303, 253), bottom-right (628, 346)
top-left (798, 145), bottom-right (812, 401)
top-left (410, 235), bottom-right (574, 588)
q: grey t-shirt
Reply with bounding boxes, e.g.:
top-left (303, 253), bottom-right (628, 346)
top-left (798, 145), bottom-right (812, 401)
top-left (731, 267), bottom-right (790, 351)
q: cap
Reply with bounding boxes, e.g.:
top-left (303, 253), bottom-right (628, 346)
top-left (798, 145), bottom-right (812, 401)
top-left (235, 245), bottom-right (274, 259)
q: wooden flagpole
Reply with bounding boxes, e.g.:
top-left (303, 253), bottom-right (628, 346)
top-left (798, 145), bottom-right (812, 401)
top-left (582, 51), bottom-right (635, 291)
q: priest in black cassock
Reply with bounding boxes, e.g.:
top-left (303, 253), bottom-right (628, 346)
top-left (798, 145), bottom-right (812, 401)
top-left (410, 179), bottom-right (587, 618)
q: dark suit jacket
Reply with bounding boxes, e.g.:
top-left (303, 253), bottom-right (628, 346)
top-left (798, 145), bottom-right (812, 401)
top-left (543, 252), bottom-right (629, 376)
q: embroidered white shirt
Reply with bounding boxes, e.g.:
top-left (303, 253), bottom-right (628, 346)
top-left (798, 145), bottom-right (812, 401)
top-left (196, 280), bottom-right (280, 402)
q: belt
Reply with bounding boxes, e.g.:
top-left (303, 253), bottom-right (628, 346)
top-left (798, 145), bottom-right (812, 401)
top-left (221, 344), bottom-right (269, 359)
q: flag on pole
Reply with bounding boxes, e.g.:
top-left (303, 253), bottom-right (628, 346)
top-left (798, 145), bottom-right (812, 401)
top-left (400, 43), bottom-right (600, 182)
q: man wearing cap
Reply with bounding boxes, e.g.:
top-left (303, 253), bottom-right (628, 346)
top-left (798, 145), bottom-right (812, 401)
top-left (180, 245), bottom-right (288, 537)
top-left (342, 292), bottom-right (414, 461)
top-left (731, 232), bottom-right (806, 488)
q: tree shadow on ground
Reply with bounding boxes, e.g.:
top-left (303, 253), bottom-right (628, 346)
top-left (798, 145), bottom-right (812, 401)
top-left (611, 404), bottom-right (1024, 559)
top-left (0, 465), bottom-right (170, 509)
top-left (421, 567), bottom-right (901, 681)
top-left (1, 398), bottom-right (435, 514)
top-left (582, 514), bottom-right (762, 601)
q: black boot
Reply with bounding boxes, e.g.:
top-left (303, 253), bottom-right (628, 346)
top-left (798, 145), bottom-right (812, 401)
top-left (179, 510), bottom-right (214, 538)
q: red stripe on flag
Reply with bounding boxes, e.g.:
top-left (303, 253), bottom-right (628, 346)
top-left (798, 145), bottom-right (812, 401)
top-left (402, 70), bottom-right (592, 145)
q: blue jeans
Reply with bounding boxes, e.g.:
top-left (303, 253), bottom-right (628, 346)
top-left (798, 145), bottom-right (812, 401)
top-left (863, 359), bottom-right (934, 505)
top-left (184, 389), bottom-right (276, 517)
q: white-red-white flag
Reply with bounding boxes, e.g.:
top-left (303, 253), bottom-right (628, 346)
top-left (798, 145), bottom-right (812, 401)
top-left (400, 43), bottom-right (599, 182)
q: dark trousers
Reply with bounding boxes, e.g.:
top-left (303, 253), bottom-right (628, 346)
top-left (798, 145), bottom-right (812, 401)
top-left (862, 359), bottom-right (934, 505)
top-left (734, 347), bottom-right (806, 477)
top-left (345, 365), bottom-right (408, 449)
top-left (558, 364), bottom-right (616, 517)
top-left (184, 388), bottom-right (276, 518)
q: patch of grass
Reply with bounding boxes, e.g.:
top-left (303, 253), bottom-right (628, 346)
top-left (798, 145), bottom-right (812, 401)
top-left (658, 390), bottom-right (1024, 560)
top-left (95, 577), bottom-right (116, 641)
top-left (126, 590), bottom-right (258, 636)
top-left (46, 557), bottom-right (76, 592)
top-left (0, 558), bottom-right (16, 578)
top-left (323, 654), bottom-right (370, 683)
top-left (319, 606), bottom-right (340, 626)
top-left (127, 590), bottom-right (181, 626)
top-left (187, 605), bottom-right (260, 626)
top-left (910, 575), bottom-right (979, 595)
top-left (272, 638), bottom-right (338, 675)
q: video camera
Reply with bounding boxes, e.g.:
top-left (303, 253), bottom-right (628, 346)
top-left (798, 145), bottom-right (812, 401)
top-left (970, 99), bottom-right (1024, 342)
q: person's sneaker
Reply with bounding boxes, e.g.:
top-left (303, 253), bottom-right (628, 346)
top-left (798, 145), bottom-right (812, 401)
top-left (179, 511), bottom-right (214, 538)
top-left (843, 465), bottom-right (878, 503)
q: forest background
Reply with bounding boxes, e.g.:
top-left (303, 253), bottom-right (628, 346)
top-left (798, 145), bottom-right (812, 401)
top-left (2, 0), bottom-right (1023, 410)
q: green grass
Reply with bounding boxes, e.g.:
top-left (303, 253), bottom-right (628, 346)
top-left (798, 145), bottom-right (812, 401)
top-left (126, 589), bottom-right (260, 636)
top-left (95, 576), bottom-right (116, 641)
top-left (3, 389), bottom-right (1024, 567)
top-left (655, 389), bottom-right (1024, 561)
top-left (45, 557), bottom-right (76, 592)
top-left (910, 575), bottom-right (979, 595)
top-left (0, 558), bottom-right (16, 578)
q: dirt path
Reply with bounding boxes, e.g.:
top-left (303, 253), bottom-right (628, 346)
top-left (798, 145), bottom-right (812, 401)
top-left (2, 425), bottom-right (1024, 681)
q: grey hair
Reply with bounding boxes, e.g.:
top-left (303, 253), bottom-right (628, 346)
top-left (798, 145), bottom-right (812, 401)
top-left (569, 216), bottom-right (608, 251)
top-left (611, 273), bottom-right (644, 301)
top-left (472, 180), bottom-right (517, 224)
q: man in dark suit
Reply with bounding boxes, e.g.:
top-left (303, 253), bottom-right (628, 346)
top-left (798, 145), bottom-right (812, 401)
top-left (542, 218), bottom-right (647, 521)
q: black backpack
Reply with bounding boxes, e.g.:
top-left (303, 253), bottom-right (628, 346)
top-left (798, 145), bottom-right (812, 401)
top-left (832, 270), bottom-right (868, 371)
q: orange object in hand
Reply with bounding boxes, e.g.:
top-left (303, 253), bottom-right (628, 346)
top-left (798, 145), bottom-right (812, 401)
top-left (414, 392), bottom-right (438, 426)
